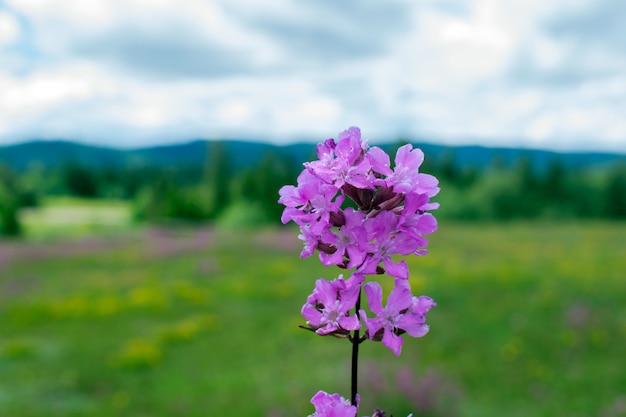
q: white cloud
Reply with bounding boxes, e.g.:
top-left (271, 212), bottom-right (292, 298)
top-left (0, 0), bottom-right (625, 152)
top-left (0, 10), bottom-right (20, 45)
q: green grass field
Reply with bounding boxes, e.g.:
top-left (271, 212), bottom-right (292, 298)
top-left (19, 197), bottom-right (134, 241)
top-left (1, 220), bottom-right (625, 417)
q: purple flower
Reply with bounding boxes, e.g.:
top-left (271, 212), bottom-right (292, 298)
top-left (319, 208), bottom-right (369, 269)
top-left (302, 275), bottom-right (362, 335)
top-left (277, 126), bottom-right (440, 276)
top-left (359, 210), bottom-right (424, 279)
top-left (308, 391), bottom-right (357, 417)
top-left (361, 279), bottom-right (433, 356)
top-left (305, 127), bottom-right (372, 189)
top-left (397, 193), bottom-right (438, 249)
top-left (279, 169), bottom-right (343, 235)
top-left (297, 224), bottom-right (319, 259)
top-left (279, 128), bottom-right (442, 417)
top-left (383, 144), bottom-right (440, 196)
top-left (278, 170), bottom-right (320, 215)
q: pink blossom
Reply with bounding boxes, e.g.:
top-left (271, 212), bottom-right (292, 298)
top-left (279, 128), bottom-right (440, 269)
top-left (305, 127), bottom-right (372, 189)
top-left (318, 208), bottom-right (369, 269)
top-left (384, 144), bottom-right (439, 196)
top-left (308, 391), bottom-right (357, 417)
top-left (397, 193), bottom-right (438, 246)
top-left (297, 224), bottom-right (319, 259)
top-left (278, 169), bottom-right (343, 235)
top-left (302, 275), bottom-right (362, 335)
top-left (361, 279), bottom-right (433, 356)
top-left (359, 210), bottom-right (423, 279)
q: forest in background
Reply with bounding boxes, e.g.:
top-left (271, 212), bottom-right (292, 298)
top-left (1, 139), bottom-right (626, 236)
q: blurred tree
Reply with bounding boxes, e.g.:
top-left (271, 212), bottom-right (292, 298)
top-left (0, 165), bottom-right (22, 236)
top-left (438, 150), bottom-right (460, 184)
top-left (0, 186), bottom-right (21, 236)
top-left (18, 162), bottom-right (48, 206)
top-left (229, 151), bottom-right (296, 224)
top-left (541, 159), bottom-right (567, 201)
top-left (62, 159), bottom-right (99, 197)
top-left (460, 165), bottom-right (479, 188)
top-left (604, 162), bottom-right (626, 218)
top-left (514, 157), bottom-right (541, 217)
top-left (204, 141), bottom-right (233, 219)
top-left (474, 169), bottom-right (523, 219)
top-left (133, 176), bottom-right (174, 222)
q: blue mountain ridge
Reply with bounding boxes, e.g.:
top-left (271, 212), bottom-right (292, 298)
top-left (0, 139), bottom-right (624, 172)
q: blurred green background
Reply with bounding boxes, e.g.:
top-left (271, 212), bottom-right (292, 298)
top-left (1, 141), bottom-right (626, 416)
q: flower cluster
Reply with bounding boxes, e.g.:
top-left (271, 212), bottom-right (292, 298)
top-left (279, 127), bottom-right (439, 417)
top-left (301, 273), bottom-right (435, 356)
top-left (279, 126), bottom-right (439, 279)
top-left (301, 274), bottom-right (363, 337)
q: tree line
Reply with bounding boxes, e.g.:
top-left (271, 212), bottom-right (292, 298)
top-left (1, 142), bottom-right (626, 236)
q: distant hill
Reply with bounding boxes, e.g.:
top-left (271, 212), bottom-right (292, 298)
top-left (407, 142), bottom-right (626, 172)
top-left (0, 139), bottom-right (318, 172)
top-left (0, 141), bottom-right (128, 169)
top-left (0, 139), bottom-right (624, 173)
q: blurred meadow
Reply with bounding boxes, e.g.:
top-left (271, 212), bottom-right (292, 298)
top-left (1, 187), bottom-right (626, 416)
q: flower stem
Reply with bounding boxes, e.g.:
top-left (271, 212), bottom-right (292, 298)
top-left (351, 288), bottom-right (362, 406)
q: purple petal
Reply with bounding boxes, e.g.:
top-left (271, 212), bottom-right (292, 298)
top-left (314, 279), bottom-right (338, 307)
top-left (336, 126), bottom-right (363, 162)
top-left (422, 201), bottom-right (440, 210)
top-left (316, 323), bottom-right (339, 335)
top-left (382, 327), bottom-right (403, 356)
top-left (360, 310), bottom-right (382, 339)
top-left (368, 146), bottom-right (392, 175)
top-left (401, 320), bottom-right (430, 338)
top-left (411, 296), bottom-right (436, 314)
top-left (277, 185), bottom-right (299, 206)
top-left (319, 248), bottom-right (345, 267)
top-left (397, 312), bottom-right (430, 338)
top-left (309, 390), bottom-right (357, 417)
top-left (310, 390), bottom-right (329, 409)
top-left (301, 304), bottom-right (322, 325)
top-left (356, 255), bottom-right (380, 275)
top-left (340, 284), bottom-right (361, 312)
top-left (383, 258), bottom-right (409, 279)
top-left (416, 213), bottom-right (438, 234)
top-left (345, 273), bottom-right (365, 289)
top-left (403, 192), bottom-right (430, 213)
top-left (345, 245), bottom-right (367, 269)
top-left (338, 314), bottom-right (361, 331)
top-left (391, 233), bottom-right (422, 255)
top-left (364, 282), bottom-right (384, 315)
top-left (329, 275), bottom-right (348, 292)
top-left (395, 144), bottom-right (423, 169)
top-left (316, 139), bottom-right (336, 161)
top-left (282, 207), bottom-right (312, 225)
top-left (387, 281), bottom-right (412, 313)
top-left (414, 173), bottom-right (439, 196)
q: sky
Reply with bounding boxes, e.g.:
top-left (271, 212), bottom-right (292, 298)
top-left (0, 0), bottom-right (625, 152)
